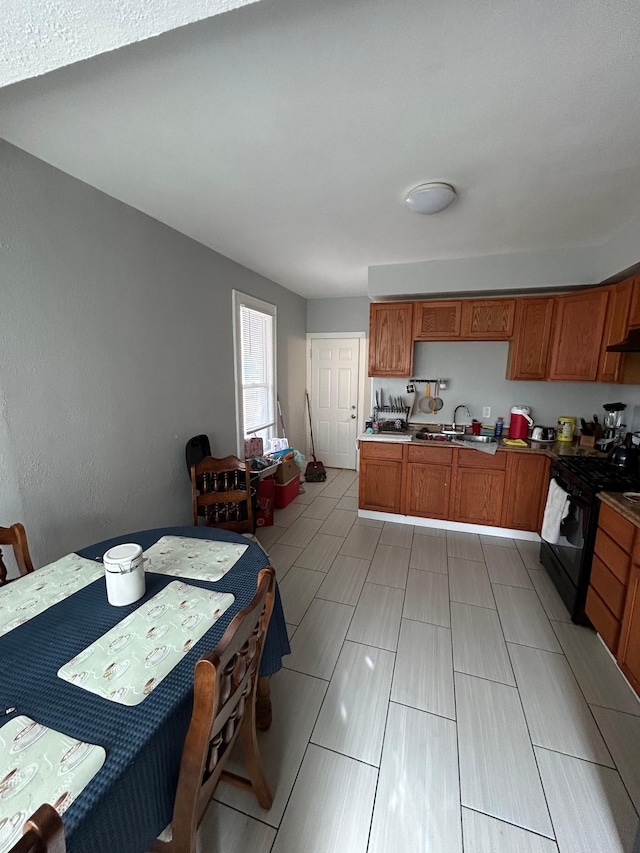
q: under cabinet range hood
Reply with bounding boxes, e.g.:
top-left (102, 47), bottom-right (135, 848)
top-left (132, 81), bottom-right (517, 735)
top-left (606, 328), bottom-right (640, 352)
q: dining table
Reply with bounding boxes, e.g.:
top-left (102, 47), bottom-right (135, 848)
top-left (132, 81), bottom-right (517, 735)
top-left (0, 525), bottom-right (290, 853)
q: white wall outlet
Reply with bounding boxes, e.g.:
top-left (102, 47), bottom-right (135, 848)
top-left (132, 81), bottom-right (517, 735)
top-left (483, 406), bottom-right (491, 419)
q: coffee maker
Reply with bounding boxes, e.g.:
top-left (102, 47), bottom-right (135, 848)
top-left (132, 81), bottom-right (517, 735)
top-left (597, 402), bottom-right (626, 451)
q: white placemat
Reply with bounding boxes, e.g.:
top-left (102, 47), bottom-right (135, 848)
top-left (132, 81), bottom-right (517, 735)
top-left (0, 555), bottom-right (103, 638)
top-left (0, 715), bottom-right (106, 853)
top-left (143, 535), bottom-right (248, 581)
top-left (57, 581), bottom-right (235, 706)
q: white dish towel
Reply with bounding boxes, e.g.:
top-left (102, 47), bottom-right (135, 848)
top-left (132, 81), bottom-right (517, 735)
top-left (541, 479), bottom-right (571, 544)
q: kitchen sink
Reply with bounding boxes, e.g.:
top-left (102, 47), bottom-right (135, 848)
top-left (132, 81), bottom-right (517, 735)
top-left (457, 434), bottom-right (496, 443)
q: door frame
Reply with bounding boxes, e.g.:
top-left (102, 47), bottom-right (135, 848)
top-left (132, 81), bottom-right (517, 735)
top-left (305, 332), bottom-right (368, 471)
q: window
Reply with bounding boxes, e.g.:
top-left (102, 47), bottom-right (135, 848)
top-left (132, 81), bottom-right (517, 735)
top-left (233, 291), bottom-right (277, 454)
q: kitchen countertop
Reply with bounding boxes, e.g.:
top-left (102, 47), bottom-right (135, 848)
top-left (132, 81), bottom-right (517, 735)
top-left (358, 431), bottom-right (603, 459)
top-left (599, 492), bottom-right (640, 527)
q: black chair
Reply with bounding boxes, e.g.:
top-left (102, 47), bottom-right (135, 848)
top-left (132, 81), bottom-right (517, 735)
top-left (185, 435), bottom-right (211, 479)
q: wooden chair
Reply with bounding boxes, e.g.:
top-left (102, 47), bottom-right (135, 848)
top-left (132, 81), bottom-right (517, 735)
top-left (11, 804), bottom-right (65, 853)
top-left (191, 456), bottom-right (255, 534)
top-left (152, 567), bottom-right (275, 853)
top-left (0, 523), bottom-right (35, 586)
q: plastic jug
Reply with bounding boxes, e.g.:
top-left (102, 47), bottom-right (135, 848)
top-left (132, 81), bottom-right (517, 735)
top-left (509, 406), bottom-right (533, 440)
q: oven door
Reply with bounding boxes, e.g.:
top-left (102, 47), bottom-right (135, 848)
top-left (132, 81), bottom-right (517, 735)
top-left (540, 467), bottom-right (594, 623)
top-left (544, 490), bottom-right (589, 587)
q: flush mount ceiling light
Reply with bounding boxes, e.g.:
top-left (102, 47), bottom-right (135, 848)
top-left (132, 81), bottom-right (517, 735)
top-left (404, 182), bottom-right (456, 215)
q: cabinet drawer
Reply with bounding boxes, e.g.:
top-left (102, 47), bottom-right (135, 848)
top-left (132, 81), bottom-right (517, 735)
top-left (598, 503), bottom-right (635, 553)
top-left (359, 441), bottom-right (405, 462)
top-left (594, 529), bottom-right (631, 585)
top-left (590, 554), bottom-right (627, 619)
top-left (585, 586), bottom-right (620, 655)
top-left (407, 444), bottom-right (454, 465)
top-left (456, 448), bottom-right (507, 470)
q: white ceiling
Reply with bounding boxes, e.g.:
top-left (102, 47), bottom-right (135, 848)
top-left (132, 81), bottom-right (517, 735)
top-left (0, 0), bottom-right (261, 87)
top-left (1, 0), bottom-right (640, 298)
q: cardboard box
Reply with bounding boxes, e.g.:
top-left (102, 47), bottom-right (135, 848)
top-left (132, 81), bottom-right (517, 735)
top-left (274, 475), bottom-right (300, 509)
top-left (274, 458), bottom-right (299, 485)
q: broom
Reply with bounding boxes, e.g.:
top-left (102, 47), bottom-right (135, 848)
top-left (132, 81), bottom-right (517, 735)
top-left (305, 391), bottom-right (327, 482)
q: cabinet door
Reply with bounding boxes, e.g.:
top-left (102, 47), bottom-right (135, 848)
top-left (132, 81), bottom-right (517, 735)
top-left (598, 281), bottom-right (633, 383)
top-left (452, 468), bottom-right (505, 526)
top-left (413, 301), bottom-right (462, 340)
top-left (506, 297), bottom-right (555, 380)
top-left (405, 464), bottom-right (451, 519)
top-left (548, 290), bottom-right (609, 381)
top-left (461, 299), bottom-right (515, 340)
top-left (502, 454), bottom-right (549, 531)
top-left (359, 459), bottom-right (403, 513)
top-left (368, 303), bottom-right (414, 377)
top-left (618, 564), bottom-right (640, 695)
top-left (627, 277), bottom-right (640, 328)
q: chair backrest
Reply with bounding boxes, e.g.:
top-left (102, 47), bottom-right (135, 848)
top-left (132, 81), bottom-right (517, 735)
top-left (169, 566), bottom-right (275, 842)
top-left (11, 804), bottom-right (66, 853)
top-left (191, 455), bottom-right (254, 534)
top-left (0, 523), bottom-right (35, 587)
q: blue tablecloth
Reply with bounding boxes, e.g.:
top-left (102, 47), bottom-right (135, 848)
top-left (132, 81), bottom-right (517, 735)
top-left (0, 526), bottom-right (290, 853)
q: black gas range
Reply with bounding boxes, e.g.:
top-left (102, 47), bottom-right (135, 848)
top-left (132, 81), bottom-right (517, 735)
top-left (540, 454), bottom-right (640, 625)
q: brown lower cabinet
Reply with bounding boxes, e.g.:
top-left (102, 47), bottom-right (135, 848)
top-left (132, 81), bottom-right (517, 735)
top-left (452, 468), bottom-right (505, 526)
top-left (502, 454), bottom-right (550, 531)
top-left (619, 565), bottom-right (640, 694)
top-left (452, 449), bottom-right (506, 526)
top-left (359, 440), bottom-right (546, 532)
top-left (585, 499), bottom-right (640, 699)
top-left (359, 441), bottom-right (404, 513)
top-left (404, 445), bottom-right (453, 519)
top-left (585, 504), bottom-right (634, 655)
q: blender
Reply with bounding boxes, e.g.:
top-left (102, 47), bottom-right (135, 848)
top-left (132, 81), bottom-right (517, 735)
top-left (598, 402), bottom-right (626, 450)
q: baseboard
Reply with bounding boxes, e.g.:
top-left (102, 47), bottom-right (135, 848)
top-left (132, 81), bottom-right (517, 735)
top-left (358, 510), bottom-right (541, 541)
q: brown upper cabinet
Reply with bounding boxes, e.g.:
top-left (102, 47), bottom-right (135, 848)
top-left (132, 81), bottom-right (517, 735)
top-left (506, 297), bottom-right (555, 380)
top-left (627, 277), bottom-right (640, 328)
top-left (460, 299), bottom-right (515, 339)
top-left (413, 298), bottom-right (514, 341)
top-left (369, 278), bottom-right (639, 381)
top-left (368, 302), bottom-right (414, 376)
top-left (547, 289), bottom-right (610, 381)
top-left (598, 281), bottom-right (634, 383)
top-left (413, 300), bottom-right (462, 340)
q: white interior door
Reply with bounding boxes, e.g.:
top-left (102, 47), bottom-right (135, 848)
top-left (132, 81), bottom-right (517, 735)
top-left (309, 337), bottom-right (361, 469)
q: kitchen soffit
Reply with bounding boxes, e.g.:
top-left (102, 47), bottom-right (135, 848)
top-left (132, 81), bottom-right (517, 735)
top-left (1, 0), bottom-right (639, 299)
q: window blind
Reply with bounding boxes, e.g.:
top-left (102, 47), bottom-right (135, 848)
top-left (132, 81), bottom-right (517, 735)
top-left (240, 304), bottom-right (275, 437)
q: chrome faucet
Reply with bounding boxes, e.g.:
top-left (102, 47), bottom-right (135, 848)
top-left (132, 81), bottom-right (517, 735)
top-left (452, 405), bottom-right (471, 433)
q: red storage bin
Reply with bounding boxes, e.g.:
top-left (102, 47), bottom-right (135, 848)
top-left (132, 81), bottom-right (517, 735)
top-left (274, 475), bottom-right (300, 509)
top-left (255, 477), bottom-right (274, 527)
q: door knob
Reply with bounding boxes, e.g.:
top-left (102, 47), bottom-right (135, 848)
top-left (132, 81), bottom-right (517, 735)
top-left (351, 414), bottom-right (356, 419)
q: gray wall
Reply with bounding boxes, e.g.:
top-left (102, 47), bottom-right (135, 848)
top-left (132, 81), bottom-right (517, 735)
top-left (307, 297), bottom-right (370, 333)
top-left (373, 341), bottom-right (640, 431)
top-left (0, 140), bottom-right (307, 568)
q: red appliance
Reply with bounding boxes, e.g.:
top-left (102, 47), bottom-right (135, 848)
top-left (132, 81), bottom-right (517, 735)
top-left (509, 406), bottom-right (533, 440)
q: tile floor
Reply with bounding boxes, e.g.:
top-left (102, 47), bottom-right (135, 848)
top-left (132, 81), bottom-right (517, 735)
top-left (208, 468), bottom-right (640, 853)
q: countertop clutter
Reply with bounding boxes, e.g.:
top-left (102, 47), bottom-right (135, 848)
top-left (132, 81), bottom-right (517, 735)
top-left (358, 428), bottom-right (602, 459)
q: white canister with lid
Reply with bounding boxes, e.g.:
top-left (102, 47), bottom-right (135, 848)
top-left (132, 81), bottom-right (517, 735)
top-left (103, 543), bottom-right (146, 606)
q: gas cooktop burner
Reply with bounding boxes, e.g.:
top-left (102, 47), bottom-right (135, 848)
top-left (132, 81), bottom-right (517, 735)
top-left (556, 455), bottom-right (640, 492)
